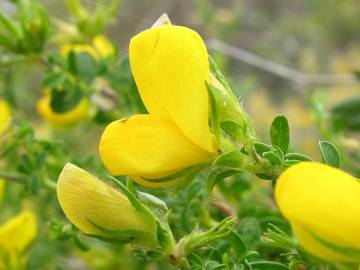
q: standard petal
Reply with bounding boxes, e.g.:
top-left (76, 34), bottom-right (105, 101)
top-left (0, 211), bottom-right (37, 252)
top-left (99, 114), bottom-right (213, 182)
top-left (57, 163), bottom-right (159, 247)
top-left (129, 25), bottom-right (216, 153)
top-left (275, 162), bottom-right (360, 262)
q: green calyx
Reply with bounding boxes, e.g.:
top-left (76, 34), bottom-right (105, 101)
top-left (208, 56), bottom-right (255, 153)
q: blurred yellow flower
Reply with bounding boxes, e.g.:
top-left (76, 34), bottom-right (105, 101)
top-left (60, 35), bottom-right (114, 59)
top-left (275, 162), bottom-right (360, 263)
top-left (36, 92), bottom-right (90, 128)
top-left (99, 25), bottom-right (218, 188)
top-left (57, 163), bottom-right (160, 248)
top-left (0, 211), bottom-right (37, 269)
top-left (0, 99), bottom-right (11, 136)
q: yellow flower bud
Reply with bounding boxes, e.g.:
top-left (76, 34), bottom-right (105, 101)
top-left (99, 25), bottom-right (218, 188)
top-left (275, 162), bottom-right (360, 263)
top-left (57, 163), bottom-right (161, 248)
top-left (36, 91), bottom-right (90, 128)
top-left (0, 99), bottom-right (11, 136)
top-left (0, 211), bottom-right (37, 269)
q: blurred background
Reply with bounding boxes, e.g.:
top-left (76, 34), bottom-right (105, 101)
top-left (0, 0), bottom-right (359, 269)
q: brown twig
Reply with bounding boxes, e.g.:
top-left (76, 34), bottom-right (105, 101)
top-left (0, 172), bottom-right (26, 185)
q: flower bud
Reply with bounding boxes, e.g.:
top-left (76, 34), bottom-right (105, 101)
top-left (0, 211), bottom-right (37, 268)
top-left (275, 162), bottom-right (360, 263)
top-left (57, 163), bottom-right (171, 249)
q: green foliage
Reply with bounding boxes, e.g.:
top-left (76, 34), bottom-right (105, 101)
top-left (0, 0), bottom-right (51, 54)
top-left (319, 140), bottom-right (342, 168)
top-left (331, 96), bottom-right (360, 131)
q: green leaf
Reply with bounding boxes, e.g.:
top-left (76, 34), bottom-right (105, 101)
top-left (270, 115), bottom-right (290, 153)
top-left (248, 261), bottom-right (289, 270)
top-left (319, 140), bottom-right (341, 168)
top-left (0, 13), bottom-right (20, 37)
top-left (228, 231), bottom-right (246, 256)
top-left (237, 250), bottom-right (259, 263)
top-left (256, 173), bottom-right (274, 180)
top-left (263, 151), bottom-right (282, 166)
top-left (254, 142), bottom-right (272, 156)
top-left (68, 51), bottom-right (98, 83)
top-left (42, 73), bottom-right (66, 88)
top-left (50, 86), bottom-right (83, 113)
top-left (72, 235), bottom-right (89, 251)
top-left (285, 153), bottom-right (312, 161)
top-left (282, 160), bottom-right (301, 169)
top-left (331, 96), bottom-right (360, 131)
top-left (188, 254), bottom-right (203, 266)
top-left (238, 217), bottom-right (261, 250)
top-left (207, 169), bottom-right (240, 194)
top-left (205, 261), bottom-right (224, 270)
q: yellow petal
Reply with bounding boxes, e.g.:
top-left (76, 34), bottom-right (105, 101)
top-left (99, 114), bottom-right (213, 186)
top-left (57, 163), bottom-right (159, 247)
top-left (0, 211), bottom-right (37, 253)
top-left (129, 25), bottom-right (216, 153)
top-left (0, 100), bottom-right (11, 135)
top-left (291, 222), bottom-right (357, 262)
top-left (275, 162), bottom-right (360, 263)
top-left (93, 35), bottom-right (114, 57)
top-left (60, 43), bottom-right (98, 59)
top-left (36, 94), bottom-right (89, 128)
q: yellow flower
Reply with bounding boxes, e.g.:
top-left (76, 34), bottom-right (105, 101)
top-left (60, 35), bottom-right (114, 59)
top-left (99, 25), bottom-right (218, 188)
top-left (36, 91), bottom-right (90, 128)
top-left (0, 99), bottom-right (11, 136)
top-left (0, 211), bottom-right (37, 269)
top-left (57, 163), bottom-right (162, 248)
top-left (92, 35), bottom-right (115, 58)
top-left (275, 162), bottom-right (360, 263)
